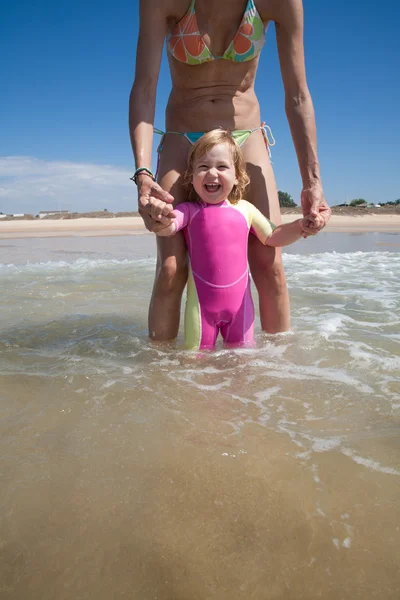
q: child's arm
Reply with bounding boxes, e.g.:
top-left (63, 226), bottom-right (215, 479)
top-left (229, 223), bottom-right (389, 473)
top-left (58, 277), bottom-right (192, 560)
top-left (301, 213), bottom-right (325, 237)
top-left (154, 203), bottom-right (192, 237)
top-left (248, 202), bottom-right (305, 248)
top-left (265, 219), bottom-right (305, 247)
top-left (155, 221), bottom-right (178, 237)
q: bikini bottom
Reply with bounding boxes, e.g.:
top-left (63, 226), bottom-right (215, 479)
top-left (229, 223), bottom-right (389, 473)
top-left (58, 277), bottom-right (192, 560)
top-left (153, 122), bottom-right (275, 177)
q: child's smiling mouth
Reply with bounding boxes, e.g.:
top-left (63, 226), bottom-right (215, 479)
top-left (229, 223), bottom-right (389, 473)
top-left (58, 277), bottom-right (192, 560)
top-left (204, 183), bottom-right (221, 193)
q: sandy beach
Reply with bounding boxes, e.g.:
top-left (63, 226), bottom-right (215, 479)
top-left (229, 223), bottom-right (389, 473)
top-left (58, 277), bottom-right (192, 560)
top-left (1, 214), bottom-right (400, 238)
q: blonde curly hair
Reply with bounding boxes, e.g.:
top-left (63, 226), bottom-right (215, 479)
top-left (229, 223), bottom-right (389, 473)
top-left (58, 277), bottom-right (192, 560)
top-left (183, 129), bottom-right (250, 204)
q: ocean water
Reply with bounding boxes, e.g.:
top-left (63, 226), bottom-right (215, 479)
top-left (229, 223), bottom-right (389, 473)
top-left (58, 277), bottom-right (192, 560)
top-left (1, 232), bottom-right (400, 599)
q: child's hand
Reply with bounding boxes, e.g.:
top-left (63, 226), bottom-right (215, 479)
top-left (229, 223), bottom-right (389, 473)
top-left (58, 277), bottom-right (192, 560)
top-left (155, 220), bottom-right (177, 237)
top-left (300, 214), bottom-right (325, 238)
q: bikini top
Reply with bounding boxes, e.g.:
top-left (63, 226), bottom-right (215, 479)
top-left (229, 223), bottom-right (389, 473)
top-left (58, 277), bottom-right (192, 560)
top-left (167, 0), bottom-right (266, 65)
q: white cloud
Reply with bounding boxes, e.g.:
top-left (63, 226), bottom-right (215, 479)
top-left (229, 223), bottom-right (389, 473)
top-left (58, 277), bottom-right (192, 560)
top-left (0, 156), bottom-right (138, 214)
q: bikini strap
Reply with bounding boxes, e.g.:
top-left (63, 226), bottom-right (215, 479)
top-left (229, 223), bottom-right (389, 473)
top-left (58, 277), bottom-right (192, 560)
top-left (260, 121), bottom-right (276, 159)
top-left (153, 128), bottom-right (186, 178)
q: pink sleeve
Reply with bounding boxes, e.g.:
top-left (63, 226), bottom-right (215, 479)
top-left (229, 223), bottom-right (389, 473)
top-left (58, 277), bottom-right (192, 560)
top-left (173, 203), bottom-right (195, 233)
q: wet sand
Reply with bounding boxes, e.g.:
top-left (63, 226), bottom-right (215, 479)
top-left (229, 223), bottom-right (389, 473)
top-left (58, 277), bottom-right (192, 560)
top-left (1, 214), bottom-right (400, 238)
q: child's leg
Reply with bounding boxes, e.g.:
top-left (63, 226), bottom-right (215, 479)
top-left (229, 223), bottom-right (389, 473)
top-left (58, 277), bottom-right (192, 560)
top-left (184, 309), bottom-right (217, 350)
top-left (184, 268), bottom-right (218, 350)
top-left (220, 280), bottom-right (255, 348)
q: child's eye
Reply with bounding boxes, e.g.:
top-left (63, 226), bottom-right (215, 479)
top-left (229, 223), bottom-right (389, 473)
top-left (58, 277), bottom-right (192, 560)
top-left (218, 165), bottom-right (228, 170)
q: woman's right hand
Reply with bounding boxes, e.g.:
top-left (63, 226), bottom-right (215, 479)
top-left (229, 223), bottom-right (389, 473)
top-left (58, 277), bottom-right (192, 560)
top-left (137, 175), bottom-right (175, 233)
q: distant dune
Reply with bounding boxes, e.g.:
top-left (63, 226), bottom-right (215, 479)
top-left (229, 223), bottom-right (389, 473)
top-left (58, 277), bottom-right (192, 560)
top-left (1, 206), bottom-right (400, 221)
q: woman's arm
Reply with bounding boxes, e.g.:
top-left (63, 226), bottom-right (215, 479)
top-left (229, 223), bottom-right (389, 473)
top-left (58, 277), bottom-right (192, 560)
top-left (274, 0), bottom-right (331, 232)
top-left (129, 0), bottom-right (175, 231)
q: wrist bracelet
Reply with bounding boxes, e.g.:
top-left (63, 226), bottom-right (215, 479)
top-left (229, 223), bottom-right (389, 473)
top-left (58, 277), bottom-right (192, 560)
top-left (130, 167), bottom-right (155, 185)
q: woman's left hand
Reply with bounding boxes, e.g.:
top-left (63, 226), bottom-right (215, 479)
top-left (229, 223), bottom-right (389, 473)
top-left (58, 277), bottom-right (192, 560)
top-left (300, 183), bottom-right (331, 236)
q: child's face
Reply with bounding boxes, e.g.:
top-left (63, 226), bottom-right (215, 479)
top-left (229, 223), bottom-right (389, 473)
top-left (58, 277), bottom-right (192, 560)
top-left (192, 144), bottom-right (238, 204)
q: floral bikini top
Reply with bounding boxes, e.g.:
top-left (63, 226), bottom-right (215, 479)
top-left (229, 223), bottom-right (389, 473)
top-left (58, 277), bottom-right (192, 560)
top-left (167, 0), bottom-right (266, 64)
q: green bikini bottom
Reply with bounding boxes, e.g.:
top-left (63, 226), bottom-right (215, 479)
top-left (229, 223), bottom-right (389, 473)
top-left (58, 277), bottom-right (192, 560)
top-left (154, 122), bottom-right (275, 176)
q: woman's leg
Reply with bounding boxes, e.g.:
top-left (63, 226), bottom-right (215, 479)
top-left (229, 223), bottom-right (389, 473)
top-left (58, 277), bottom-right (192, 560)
top-left (242, 129), bottom-right (291, 333)
top-left (148, 135), bottom-right (190, 341)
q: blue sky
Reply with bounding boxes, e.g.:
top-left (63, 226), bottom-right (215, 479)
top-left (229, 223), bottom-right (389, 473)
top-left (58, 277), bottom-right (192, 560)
top-left (1, 0), bottom-right (399, 214)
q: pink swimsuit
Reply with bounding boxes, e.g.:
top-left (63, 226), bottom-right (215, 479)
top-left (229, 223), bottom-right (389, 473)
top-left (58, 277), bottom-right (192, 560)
top-left (173, 199), bottom-right (275, 350)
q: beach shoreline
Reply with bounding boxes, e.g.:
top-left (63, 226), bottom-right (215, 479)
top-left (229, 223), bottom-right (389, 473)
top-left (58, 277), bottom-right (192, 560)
top-left (1, 214), bottom-right (400, 239)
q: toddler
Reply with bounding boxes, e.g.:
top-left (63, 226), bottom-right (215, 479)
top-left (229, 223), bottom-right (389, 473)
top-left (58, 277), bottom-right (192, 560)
top-left (157, 129), bottom-right (308, 350)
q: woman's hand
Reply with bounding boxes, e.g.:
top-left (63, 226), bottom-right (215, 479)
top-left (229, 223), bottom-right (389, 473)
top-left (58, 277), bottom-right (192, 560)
top-left (300, 183), bottom-right (331, 236)
top-left (137, 175), bottom-right (176, 233)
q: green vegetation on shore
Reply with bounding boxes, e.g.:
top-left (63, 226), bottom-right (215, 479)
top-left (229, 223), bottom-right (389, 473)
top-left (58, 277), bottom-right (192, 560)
top-left (277, 191), bottom-right (400, 209)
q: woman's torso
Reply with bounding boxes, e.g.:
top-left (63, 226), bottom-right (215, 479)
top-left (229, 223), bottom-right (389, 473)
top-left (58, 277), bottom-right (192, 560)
top-left (164, 0), bottom-right (273, 131)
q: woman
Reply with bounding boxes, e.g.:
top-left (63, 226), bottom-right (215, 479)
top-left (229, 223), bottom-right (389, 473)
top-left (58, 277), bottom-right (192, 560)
top-left (129, 0), bottom-right (331, 341)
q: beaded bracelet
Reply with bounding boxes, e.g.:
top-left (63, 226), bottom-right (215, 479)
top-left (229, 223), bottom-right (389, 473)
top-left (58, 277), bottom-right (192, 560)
top-left (130, 167), bottom-right (155, 185)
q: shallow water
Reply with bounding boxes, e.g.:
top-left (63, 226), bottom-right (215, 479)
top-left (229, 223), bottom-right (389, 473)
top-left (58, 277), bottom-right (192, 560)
top-left (1, 233), bottom-right (400, 599)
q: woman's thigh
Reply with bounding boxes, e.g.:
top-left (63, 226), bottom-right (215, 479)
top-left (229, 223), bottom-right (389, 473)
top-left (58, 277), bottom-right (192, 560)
top-left (155, 134), bottom-right (191, 268)
top-left (156, 133), bottom-right (190, 205)
top-left (241, 129), bottom-right (282, 226)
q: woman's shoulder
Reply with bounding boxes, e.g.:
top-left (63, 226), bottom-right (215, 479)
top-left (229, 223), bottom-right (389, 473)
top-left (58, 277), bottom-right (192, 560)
top-left (140, 0), bottom-right (191, 23)
top-left (256, 0), bottom-right (303, 25)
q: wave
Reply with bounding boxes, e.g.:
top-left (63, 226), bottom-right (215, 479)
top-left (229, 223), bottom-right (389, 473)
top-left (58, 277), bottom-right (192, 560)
top-left (0, 256), bottom-right (156, 274)
top-left (1, 249), bottom-right (399, 274)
